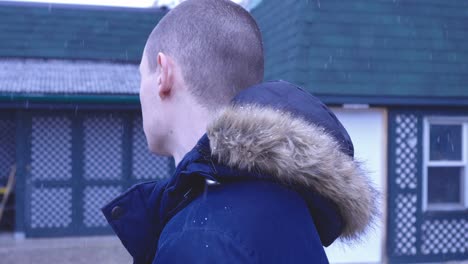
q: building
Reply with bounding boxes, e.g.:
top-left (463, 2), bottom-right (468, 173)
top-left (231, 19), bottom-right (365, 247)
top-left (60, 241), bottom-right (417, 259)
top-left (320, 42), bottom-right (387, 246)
top-left (253, 0), bottom-right (468, 263)
top-left (1, 0), bottom-right (467, 263)
top-left (0, 1), bottom-right (173, 237)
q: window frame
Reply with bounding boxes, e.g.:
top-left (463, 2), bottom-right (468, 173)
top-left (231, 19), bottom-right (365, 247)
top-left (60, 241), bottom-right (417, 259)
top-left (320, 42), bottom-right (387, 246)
top-left (422, 116), bottom-right (468, 211)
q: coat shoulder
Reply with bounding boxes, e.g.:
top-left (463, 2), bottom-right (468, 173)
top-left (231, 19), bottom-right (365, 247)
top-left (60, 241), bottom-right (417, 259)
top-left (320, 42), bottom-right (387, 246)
top-left (158, 180), bottom-right (329, 264)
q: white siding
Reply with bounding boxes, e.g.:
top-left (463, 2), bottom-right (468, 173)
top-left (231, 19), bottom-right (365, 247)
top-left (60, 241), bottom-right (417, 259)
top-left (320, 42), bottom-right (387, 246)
top-left (325, 108), bottom-right (387, 264)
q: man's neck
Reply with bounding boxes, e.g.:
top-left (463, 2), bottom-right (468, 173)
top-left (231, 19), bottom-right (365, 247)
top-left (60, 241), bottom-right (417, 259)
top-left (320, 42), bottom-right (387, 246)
top-left (171, 128), bottom-right (205, 166)
top-left (170, 107), bottom-right (214, 166)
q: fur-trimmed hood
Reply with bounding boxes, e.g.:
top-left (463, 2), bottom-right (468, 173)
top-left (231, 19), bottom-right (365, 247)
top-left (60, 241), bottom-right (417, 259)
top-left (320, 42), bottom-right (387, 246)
top-left (102, 81), bottom-right (380, 263)
top-left (206, 81), bottom-right (379, 243)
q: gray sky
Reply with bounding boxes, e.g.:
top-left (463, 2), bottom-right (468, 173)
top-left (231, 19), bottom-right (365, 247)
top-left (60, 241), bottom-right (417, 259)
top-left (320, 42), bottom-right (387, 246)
top-left (3, 0), bottom-right (252, 8)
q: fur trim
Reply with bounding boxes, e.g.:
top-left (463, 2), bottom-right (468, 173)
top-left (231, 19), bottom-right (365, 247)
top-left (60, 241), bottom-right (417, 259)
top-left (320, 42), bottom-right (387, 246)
top-left (207, 105), bottom-right (379, 241)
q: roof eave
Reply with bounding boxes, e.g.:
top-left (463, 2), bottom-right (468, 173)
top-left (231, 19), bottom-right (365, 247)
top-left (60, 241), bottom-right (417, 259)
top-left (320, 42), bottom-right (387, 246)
top-left (318, 94), bottom-right (468, 108)
top-left (0, 93), bottom-right (140, 109)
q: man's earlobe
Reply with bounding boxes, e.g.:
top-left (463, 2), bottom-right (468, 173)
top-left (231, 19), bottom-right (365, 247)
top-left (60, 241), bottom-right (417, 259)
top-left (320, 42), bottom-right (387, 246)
top-left (159, 83), bottom-right (171, 98)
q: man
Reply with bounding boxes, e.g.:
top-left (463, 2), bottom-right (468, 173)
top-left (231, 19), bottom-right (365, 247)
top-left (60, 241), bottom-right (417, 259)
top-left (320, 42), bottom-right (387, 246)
top-left (102, 0), bottom-right (378, 263)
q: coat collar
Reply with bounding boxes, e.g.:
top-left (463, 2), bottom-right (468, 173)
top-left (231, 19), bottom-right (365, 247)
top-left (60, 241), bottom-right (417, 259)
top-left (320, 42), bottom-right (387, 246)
top-left (102, 135), bottom-right (211, 263)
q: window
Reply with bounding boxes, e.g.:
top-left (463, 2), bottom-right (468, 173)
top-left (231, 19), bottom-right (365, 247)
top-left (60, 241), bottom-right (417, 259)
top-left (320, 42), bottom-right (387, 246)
top-left (423, 117), bottom-right (468, 211)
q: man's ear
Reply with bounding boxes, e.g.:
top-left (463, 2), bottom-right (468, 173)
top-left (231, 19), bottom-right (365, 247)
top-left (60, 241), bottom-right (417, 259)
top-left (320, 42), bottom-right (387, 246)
top-left (157, 52), bottom-right (174, 99)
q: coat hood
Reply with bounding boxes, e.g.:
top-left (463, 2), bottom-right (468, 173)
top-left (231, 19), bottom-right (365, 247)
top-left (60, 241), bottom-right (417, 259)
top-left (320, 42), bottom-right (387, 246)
top-left (207, 81), bottom-right (379, 242)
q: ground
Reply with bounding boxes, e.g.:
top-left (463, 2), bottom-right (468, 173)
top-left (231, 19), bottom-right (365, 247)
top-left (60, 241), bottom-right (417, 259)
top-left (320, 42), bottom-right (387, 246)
top-left (0, 233), bottom-right (132, 264)
top-left (0, 233), bottom-right (466, 264)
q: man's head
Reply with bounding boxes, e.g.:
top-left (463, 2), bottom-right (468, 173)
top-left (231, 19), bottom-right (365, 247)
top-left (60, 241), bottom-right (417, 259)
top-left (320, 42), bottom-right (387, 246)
top-left (139, 0), bottom-right (264, 158)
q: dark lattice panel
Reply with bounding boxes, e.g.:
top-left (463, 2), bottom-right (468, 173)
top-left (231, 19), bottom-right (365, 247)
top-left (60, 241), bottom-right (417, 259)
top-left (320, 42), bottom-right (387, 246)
top-left (394, 194), bottom-right (418, 256)
top-left (83, 186), bottom-right (122, 228)
top-left (22, 111), bottom-right (175, 237)
top-left (30, 187), bottom-right (72, 229)
top-left (392, 113), bottom-right (419, 257)
top-left (0, 116), bottom-right (15, 182)
top-left (394, 114), bottom-right (418, 190)
top-left (83, 115), bottom-right (123, 181)
top-left (421, 219), bottom-right (467, 255)
top-left (132, 116), bottom-right (172, 180)
top-left (31, 116), bottom-right (72, 181)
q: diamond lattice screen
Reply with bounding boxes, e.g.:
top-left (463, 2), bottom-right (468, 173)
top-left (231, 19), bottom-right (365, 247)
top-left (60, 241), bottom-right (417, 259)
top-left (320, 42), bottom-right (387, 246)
top-left (0, 115), bottom-right (15, 182)
top-left (30, 187), bottom-right (72, 229)
top-left (83, 186), bottom-right (122, 228)
top-left (421, 219), bottom-right (467, 255)
top-left (83, 115), bottom-right (123, 181)
top-left (392, 114), bottom-right (419, 256)
top-left (31, 116), bottom-right (72, 181)
top-left (132, 116), bottom-right (172, 180)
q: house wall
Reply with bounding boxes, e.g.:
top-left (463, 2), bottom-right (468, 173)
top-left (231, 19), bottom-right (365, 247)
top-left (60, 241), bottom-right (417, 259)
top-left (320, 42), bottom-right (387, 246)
top-left (325, 106), bottom-right (468, 264)
top-left (326, 108), bottom-right (387, 264)
top-left (387, 107), bottom-right (467, 263)
top-left (14, 108), bottom-right (173, 237)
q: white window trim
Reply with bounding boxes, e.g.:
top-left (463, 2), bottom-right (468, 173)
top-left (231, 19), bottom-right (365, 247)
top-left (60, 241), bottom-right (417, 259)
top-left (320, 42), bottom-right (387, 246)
top-left (422, 117), bottom-right (468, 212)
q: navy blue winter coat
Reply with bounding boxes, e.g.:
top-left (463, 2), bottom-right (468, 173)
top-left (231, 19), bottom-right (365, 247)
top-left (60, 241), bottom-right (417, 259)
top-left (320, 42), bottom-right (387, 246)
top-left (102, 81), bottom-right (378, 264)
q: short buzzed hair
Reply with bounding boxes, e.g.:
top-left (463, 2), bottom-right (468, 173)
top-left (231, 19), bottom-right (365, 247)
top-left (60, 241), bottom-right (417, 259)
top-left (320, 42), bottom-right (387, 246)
top-left (145, 0), bottom-right (264, 108)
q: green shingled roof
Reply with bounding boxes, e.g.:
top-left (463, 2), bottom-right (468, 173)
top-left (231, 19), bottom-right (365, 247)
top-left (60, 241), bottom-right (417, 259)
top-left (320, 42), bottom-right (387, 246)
top-left (0, 2), bottom-right (166, 62)
top-left (1, 0), bottom-right (467, 104)
top-left (252, 0), bottom-right (468, 101)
